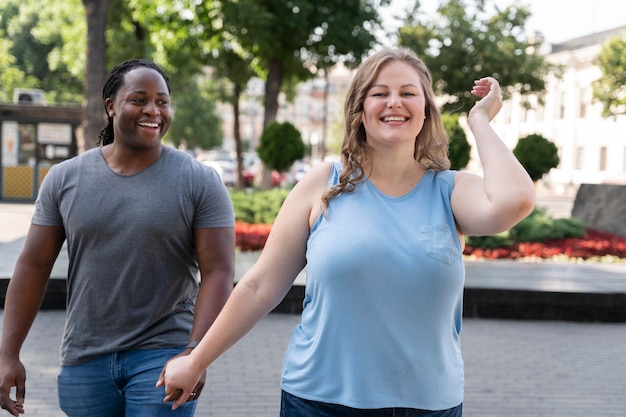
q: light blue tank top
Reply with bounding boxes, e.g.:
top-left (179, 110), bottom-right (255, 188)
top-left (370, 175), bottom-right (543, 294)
top-left (281, 162), bottom-right (465, 410)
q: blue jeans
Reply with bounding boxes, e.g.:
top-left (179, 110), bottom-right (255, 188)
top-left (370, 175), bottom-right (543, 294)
top-left (57, 347), bottom-right (196, 417)
top-left (280, 390), bottom-right (462, 417)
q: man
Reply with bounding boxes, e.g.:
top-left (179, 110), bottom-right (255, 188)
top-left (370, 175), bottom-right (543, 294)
top-left (0, 59), bottom-right (235, 416)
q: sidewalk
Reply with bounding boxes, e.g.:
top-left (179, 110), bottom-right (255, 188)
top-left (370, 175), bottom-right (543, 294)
top-left (2, 202), bottom-right (626, 321)
top-left (6, 310), bottom-right (626, 417)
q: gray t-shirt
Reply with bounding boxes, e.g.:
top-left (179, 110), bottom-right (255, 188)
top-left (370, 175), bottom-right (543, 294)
top-left (33, 146), bottom-right (234, 365)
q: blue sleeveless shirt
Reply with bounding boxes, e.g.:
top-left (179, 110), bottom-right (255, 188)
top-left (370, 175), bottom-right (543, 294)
top-left (281, 163), bottom-right (465, 410)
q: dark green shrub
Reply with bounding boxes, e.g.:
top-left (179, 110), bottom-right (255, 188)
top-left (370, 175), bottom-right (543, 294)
top-left (466, 232), bottom-right (514, 249)
top-left (442, 113), bottom-right (471, 170)
top-left (510, 208), bottom-right (585, 242)
top-left (466, 208), bottom-right (586, 248)
top-left (257, 121), bottom-right (305, 173)
top-left (513, 134), bottom-right (560, 182)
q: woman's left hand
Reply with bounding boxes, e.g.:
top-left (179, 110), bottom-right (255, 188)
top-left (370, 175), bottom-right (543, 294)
top-left (469, 77), bottom-right (503, 122)
top-left (157, 354), bottom-right (205, 410)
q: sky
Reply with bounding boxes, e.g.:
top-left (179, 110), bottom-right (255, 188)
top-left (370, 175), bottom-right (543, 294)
top-left (381, 0), bottom-right (626, 44)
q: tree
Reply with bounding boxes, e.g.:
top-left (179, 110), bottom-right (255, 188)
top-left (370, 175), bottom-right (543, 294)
top-left (166, 76), bottom-right (223, 150)
top-left (212, 51), bottom-right (257, 189)
top-left (0, 0), bottom-right (85, 104)
top-left (221, 0), bottom-right (386, 126)
top-left (82, 0), bottom-right (110, 150)
top-left (441, 113), bottom-right (471, 170)
top-left (257, 121), bottom-right (305, 174)
top-left (398, 0), bottom-right (551, 113)
top-left (512, 134), bottom-right (559, 182)
top-left (0, 37), bottom-right (39, 102)
top-left (593, 29), bottom-right (626, 117)
top-left (220, 0), bottom-right (387, 187)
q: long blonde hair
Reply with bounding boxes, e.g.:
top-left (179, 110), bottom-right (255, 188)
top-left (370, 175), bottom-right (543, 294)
top-left (321, 47), bottom-right (450, 210)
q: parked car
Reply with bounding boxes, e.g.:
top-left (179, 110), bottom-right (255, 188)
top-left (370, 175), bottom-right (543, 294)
top-left (202, 160), bottom-right (236, 187)
top-left (242, 166), bottom-right (282, 187)
top-left (241, 152), bottom-right (282, 187)
top-left (196, 152), bottom-right (237, 187)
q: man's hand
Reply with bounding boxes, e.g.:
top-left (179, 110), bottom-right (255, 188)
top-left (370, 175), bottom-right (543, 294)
top-left (0, 359), bottom-right (26, 416)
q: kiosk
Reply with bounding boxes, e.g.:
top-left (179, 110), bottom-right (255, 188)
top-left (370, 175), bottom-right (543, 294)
top-left (0, 103), bottom-right (82, 202)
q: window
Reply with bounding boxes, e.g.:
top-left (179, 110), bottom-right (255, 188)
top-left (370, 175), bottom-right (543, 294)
top-left (575, 146), bottom-right (584, 170)
top-left (579, 88), bottom-right (590, 118)
top-left (536, 103), bottom-right (544, 122)
top-left (599, 147), bottom-right (607, 171)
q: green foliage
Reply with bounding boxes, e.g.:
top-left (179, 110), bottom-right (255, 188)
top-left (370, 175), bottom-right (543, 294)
top-left (166, 76), bottom-right (223, 150)
top-left (512, 134), bottom-right (560, 182)
top-left (219, 0), bottom-right (388, 125)
top-left (397, 0), bottom-right (551, 113)
top-left (257, 121), bottom-right (305, 173)
top-left (466, 232), bottom-right (514, 249)
top-left (0, 0), bottom-right (85, 104)
top-left (114, 0), bottom-right (218, 88)
top-left (230, 188), bottom-right (291, 224)
top-left (0, 37), bottom-right (39, 101)
top-left (593, 29), bottom-right (626, 117)
top-left (442, 112), bottom-right (471, 170)
top-left (510, 208), bottom-right (585, 242)
top-left (466, 208), bottom-right (586, 248)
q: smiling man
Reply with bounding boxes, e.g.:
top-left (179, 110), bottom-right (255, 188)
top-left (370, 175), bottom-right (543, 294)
top-left (0, 59), bottom-right (235, 417)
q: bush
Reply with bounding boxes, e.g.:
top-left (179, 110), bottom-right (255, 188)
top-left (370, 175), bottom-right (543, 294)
top-left (509, 208), bottom-right (585, 242)
top-left (442, 113), bottom-right (471, 170)
top-left (466, 208), bottom-right (585, 249)
top-left (230, 188), bottom-right (290, 224)
top-left (257, 121), bottom-right (305, 173)
top-left (465, 232), bottom-right (514, 249)
top-left (513, 134), bottom-right (560, 182)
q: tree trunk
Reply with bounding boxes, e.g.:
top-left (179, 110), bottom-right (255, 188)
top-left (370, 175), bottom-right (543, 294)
top-left (258, 58), bottom-right (284, 189)
top-left (320, 70), bottom-right (329, 161)
top-left (81, 0), bottom-right (110, 151)
top-left (232, 83), bottom-right (245, 189)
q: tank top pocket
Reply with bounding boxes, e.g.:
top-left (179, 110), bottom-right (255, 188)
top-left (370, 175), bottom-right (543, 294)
top-left (419, 224), bottom-right (458, 265)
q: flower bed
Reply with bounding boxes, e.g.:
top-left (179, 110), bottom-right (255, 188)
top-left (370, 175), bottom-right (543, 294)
top-left (236, 222), bottom-right (626, 263)
top-left (235, 221), bottom-right (273, 252)
top-left (463, 228), bottom-right (626, 262)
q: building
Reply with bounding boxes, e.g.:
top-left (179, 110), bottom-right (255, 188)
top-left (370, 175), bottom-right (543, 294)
top-left (0, 103), bottom-right (81, 201)
top-left (490, 25), bottom-right (626, 194)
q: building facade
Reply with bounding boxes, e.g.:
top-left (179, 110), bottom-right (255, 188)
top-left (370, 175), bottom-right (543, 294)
top-left (490, 25), bottom-right (626, 194)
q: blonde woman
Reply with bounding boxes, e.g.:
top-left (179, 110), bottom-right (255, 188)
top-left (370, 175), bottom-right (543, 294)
top-left (158, 48), bottom-right (535, 416)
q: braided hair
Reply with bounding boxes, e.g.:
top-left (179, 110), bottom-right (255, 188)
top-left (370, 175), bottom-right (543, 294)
top-left (97, 59), bottom-right (171, 146)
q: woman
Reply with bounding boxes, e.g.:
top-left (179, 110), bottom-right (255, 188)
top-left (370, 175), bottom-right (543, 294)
top-left (157, 48), bottom-right (535, 416)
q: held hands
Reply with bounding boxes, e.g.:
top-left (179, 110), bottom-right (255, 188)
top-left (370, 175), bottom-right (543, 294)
top-left (156, 354), bottom-right (205, 410)
top-left (469, 77), bottom-right (503, 122)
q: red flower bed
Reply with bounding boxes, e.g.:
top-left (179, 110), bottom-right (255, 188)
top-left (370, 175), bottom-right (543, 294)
top-left (463, 228), bottom-right (626, 260)
top-left (236, 222), bottom-right (626, 261)
top-left (235, 221), bottom-right (272, 252)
